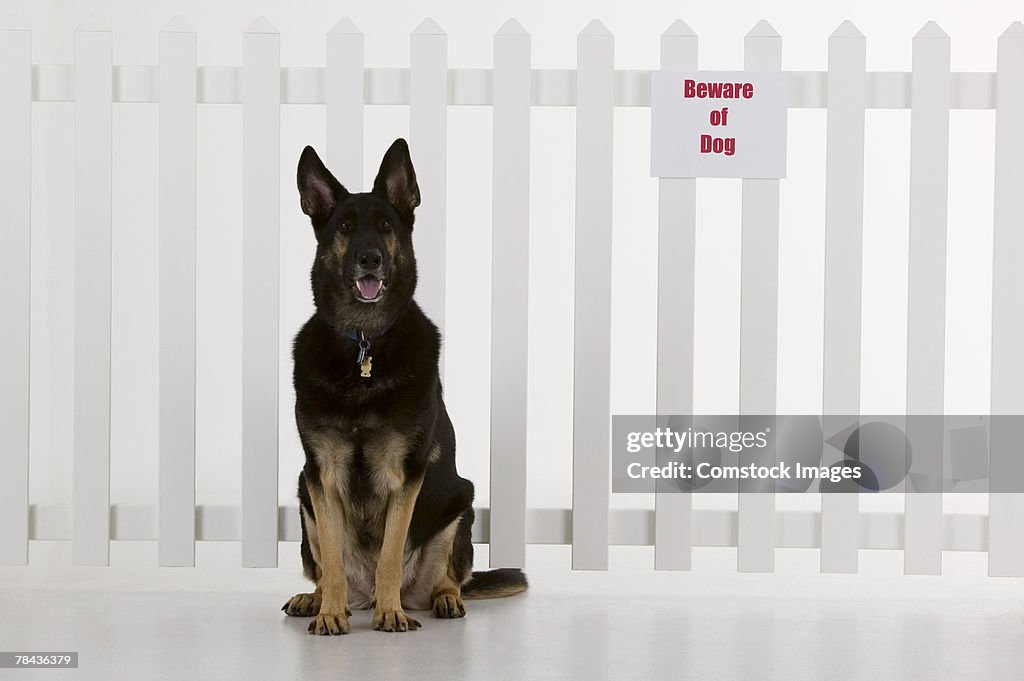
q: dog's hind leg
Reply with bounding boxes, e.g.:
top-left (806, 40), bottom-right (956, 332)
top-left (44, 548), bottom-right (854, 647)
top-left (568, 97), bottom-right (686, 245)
top-left (283, 472), bottom-right (324, 617)
top-left (408, 508), bottom-right (473, 619)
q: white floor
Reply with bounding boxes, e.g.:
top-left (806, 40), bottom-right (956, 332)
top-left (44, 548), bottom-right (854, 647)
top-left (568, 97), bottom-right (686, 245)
top-left (1, 543), bottom-right (1023, 680)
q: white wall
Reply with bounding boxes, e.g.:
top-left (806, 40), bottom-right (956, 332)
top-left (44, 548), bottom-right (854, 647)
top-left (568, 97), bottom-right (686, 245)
top-left (13, 0), bottom-right (1018, 515)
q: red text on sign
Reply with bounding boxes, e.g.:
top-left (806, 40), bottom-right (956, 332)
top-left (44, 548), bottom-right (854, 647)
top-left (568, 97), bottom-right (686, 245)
top-left (701, 135), bottom-right (736, 156)
top-left (684, 80), bottom-right (755, 99)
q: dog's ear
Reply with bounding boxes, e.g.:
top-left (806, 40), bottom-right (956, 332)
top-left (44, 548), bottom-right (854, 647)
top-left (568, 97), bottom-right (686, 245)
top-left (297, 146), bottom-right (347, 225)
top-left (372, 138), bottom-right (420, 220)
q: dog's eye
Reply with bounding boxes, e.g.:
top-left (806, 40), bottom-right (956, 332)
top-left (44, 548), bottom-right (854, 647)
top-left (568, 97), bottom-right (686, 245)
top-left (380, 219), bottom-right (392, 232)
top-left (338, 220), bottom-right (352, 233)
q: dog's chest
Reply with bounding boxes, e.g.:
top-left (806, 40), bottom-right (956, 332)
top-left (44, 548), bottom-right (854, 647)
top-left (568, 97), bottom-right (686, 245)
top-left (316, 421), bottom-right (410, 482)
top-left (313, 424), bottom-right (411, 537)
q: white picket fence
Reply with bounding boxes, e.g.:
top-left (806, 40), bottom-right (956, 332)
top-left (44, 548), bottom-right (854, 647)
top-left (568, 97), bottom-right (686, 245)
top-left (1, 15), bottom-right (1023, 577)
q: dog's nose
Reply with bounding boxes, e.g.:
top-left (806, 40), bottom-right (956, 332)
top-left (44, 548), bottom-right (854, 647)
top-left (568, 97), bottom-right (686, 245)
top-left (357, 249), bottom-right (383, 270)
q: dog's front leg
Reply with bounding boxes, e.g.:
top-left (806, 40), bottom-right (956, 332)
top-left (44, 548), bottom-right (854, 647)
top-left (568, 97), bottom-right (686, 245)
top-left (307, 468), bottom-right (351, 635)
top-left (372, 477), bottom-right (423, 632)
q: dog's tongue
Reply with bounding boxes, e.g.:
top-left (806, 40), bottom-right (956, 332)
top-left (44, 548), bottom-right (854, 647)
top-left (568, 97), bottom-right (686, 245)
top-left (356, 276), bottom-right (382, 300)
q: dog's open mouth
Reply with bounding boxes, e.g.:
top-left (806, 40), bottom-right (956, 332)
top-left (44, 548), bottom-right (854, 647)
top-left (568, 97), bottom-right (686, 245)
top-left (354, 275), bottom-right (387, 303)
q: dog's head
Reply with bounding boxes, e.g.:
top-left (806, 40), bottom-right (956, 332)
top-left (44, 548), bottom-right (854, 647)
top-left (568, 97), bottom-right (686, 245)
top-left (297, 139), bottom-right (420, 335)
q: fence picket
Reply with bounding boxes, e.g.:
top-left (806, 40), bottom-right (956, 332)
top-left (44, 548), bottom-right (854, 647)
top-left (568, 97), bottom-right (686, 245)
top-left (572, 20), bottom-right (614, 570)
top-left (158, 17), bottom-right (198, 567)
top-left (821, 20), bottom-right (866, 575)
top-left (410, 19), bottom-right (448, 374)
top-left (904, 22), bottom-right (950, 576)
top-left (737, 20), bottom-right (781, 573)
top-left (489, 19), bottom-right (531, 569)
top-left (241, 17), bottom-right (281, 568)
top-left (654, 20), bottom-right (698, 572)
top-left (989, 22), bottom-right (1024, 578)
top-left (72, 16), bottom-right (113, 566)
top-left (326, 18), bottom-right (363, 188)
top-left (0, 16), bottom-right (31, 566)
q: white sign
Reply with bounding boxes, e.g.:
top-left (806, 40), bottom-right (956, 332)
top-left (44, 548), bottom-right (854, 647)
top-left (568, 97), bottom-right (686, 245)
top-left (650, 71), bottom-right (788, 179)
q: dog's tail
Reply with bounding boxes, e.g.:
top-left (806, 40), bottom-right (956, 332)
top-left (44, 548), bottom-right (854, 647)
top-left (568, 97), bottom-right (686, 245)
top-left (461, 568), bottom-right (528, 600)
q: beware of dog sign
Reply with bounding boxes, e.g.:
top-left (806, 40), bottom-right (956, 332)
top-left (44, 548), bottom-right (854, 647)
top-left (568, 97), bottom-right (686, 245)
top-left (650, 72), bottom-right (788, 179)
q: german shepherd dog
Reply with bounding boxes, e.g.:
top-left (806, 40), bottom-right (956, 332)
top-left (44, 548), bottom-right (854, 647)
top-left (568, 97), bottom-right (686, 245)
top-left (283, 139), bottom-right (527, 635)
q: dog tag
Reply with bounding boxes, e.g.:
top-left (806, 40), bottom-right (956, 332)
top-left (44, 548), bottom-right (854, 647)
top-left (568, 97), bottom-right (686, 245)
top-left (356, 336), bottom-right (373, 378)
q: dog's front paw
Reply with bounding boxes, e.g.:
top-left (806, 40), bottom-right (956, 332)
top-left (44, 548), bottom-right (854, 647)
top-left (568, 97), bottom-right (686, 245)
top-left (308, 612), bottom-right (351, 636)
top-left (432, 593), bottom-right (466, 619)
top-left (372, 607), bottom-right (421, 632)
top-left (282, 591), bottom-right (322, 617)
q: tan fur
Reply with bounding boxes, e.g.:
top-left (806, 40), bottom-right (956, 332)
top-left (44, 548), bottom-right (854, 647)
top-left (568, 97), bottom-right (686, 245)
top-left (283, 587), bottom-right (322, 617)
top-left (308, 431), bottom-right (354, 499)
top-left (306, 465), bottom-right (352, 635)
top-left (420, 519), bottom-right (459, 594)
top-left (382, 230), bottom-right (402, 266)
top-left (362, 432), bottom-right (411, 494)
top-left (327, 233), bottom-right (349, 265)
top-left (424, 519), bottom-right (466, 618)
top-left (300, 507), bottom-right (322, 582)
top-left (372, 476), bottom-right (423, 632)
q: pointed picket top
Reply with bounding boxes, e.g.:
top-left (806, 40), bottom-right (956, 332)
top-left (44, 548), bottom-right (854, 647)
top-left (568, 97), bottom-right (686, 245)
top-left (413, 18), bottom-right (446, 36)
top-left (831, 20), bottom-right (864, 39)
top-left (1000, 21), bottom-right (1024, 39)
top-left (496, 18), bottom-right (528, 36)
top-left (579, 19), bottom-right (611, 37)
top-left (329, 17), bottom-right (362, 35)
top-left (747, 20), bottom-right (780, 38)
top-left (0, 13), bottom-right (29, 30)
top-left (662, 19), bottom-right (696, 38)
top-left (245, 16), bottom-right (278, 34)
top-left (77, 15), bottom-right (110, 32)
top-left (162, 16), bottom-right (194, 34)
top-left (914, 20), bottom-right (948, 39)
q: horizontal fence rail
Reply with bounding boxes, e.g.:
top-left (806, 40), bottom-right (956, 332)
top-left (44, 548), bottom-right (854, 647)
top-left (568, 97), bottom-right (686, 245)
top-left (1, 15), bottom-right (1022, 579)
top-left (25, 65), bottom-right (1007, 109)
top-left (23, 504), bottom-right (991, 552)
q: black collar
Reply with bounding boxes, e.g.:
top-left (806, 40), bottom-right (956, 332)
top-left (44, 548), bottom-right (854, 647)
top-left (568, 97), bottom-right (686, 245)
top-left (341, 328), bottom-right (374, 342)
